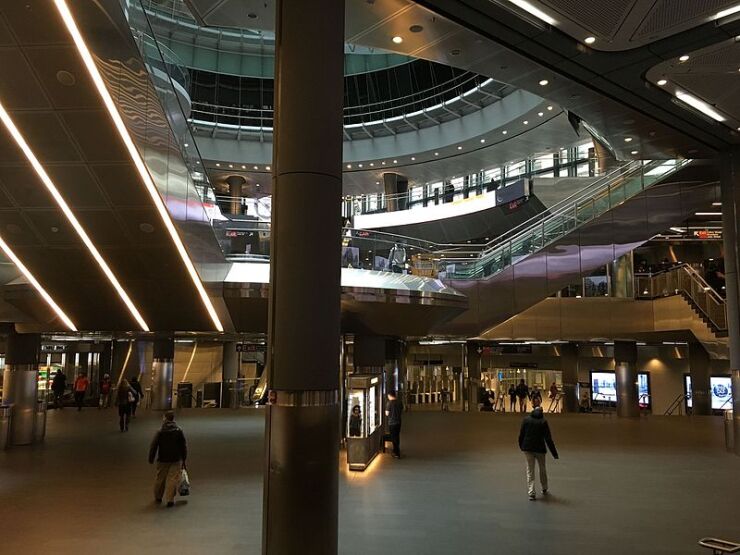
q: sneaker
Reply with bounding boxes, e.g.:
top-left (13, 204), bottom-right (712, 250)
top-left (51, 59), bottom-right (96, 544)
top-left (166, 502), bottom-right (174, 508)
top-left (542, 489), bottom-right (549, 496)
top-left (528, 494), bottom-right (536, 501)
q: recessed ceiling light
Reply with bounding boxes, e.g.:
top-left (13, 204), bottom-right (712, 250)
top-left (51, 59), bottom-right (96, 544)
top-left (457, 146), bottom-right (463, 150)
top-left (392, 36), bottom-right (403, 44)
top-left (409, 24), bottom-right (423, 33)
top-left (229, 164), bottom-right (233, 168)
top-left (411, 157), bottom-right (415, 161)
top-left (657, 79), bottom-right (667, 86)
top-left (216, 163), bottom-right (220, 167)
top-left (183, 143), bottom-right (189, 147)
top-left (434, 152), bottom-right (439, 156)
top-left (584, 36), bottom-right (596, 44)
top-left (539, 79), bottom-right (549, 86)
top-left (547, 105), bottom-right (553, 110)
top-left (631, 150), bottom-right (638, 155)
top-left (376, 181), bottom-right (380, 185)
top-left (393, 159), bottom-right (397, 163)
top-left (55, 0), bottom-right (222, 332)
top-left (523, 120), bottom-right (529, 124)
top-left (480, 138), bottom-right (486, 143)
top-left (241, 165), bottom-right (246, 169)
top-left (381, 161), bottom-right (386, 165)
top-left (538, 112), bottom-right (543, 116)
top-left (266, 166), bottom-right (271, 170)
top-left (502, 130), bottom-right (508, 135)
top-left (679, 55), bottom-right (689, 62)
top-left (624, 137), bottom-right (633, 142)
top-left (253, 165), bottom-right (258, 170)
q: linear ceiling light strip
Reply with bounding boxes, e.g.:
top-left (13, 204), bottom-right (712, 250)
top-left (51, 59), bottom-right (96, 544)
top-left (0, 103), bottom-right (149, 331)
top-left (54, 0), bottom-right (224, 332)
top-left (0, 235), bottom-right (76, 331)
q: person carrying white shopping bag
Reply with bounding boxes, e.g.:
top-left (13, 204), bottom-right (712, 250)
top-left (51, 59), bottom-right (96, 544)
top-left (148, 410), bottom-right (188, 508)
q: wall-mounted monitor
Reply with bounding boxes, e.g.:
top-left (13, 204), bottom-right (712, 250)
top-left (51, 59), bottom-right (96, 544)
top-left (590, 370), bottom-right (650, 407)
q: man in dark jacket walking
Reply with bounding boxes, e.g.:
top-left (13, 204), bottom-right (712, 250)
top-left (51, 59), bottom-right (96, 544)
top-left (386, 390), bottom-right (403, 458)
top-left (518, 398), bottom-right (558, 500)
top-left (148, 411), bottom-right (187, 507)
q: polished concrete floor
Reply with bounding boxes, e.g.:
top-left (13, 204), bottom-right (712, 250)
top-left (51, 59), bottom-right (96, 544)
top-left (0, 408), bottom-right (737, 554)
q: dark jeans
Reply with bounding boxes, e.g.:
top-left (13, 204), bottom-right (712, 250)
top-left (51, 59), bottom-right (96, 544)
top-left (74, 391), bottom-right (85, 410)
top-left (389, 423), bottom-right (401, 457)
top-left (53, 392), bottom-right (64, 409)
top-left (118, 404), bottom-right (131, 431)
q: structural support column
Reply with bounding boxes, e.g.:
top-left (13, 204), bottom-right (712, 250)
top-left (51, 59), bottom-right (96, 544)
top-left (688, 342), bottom-right (711, 416)
top-left (222, 341), bottom-right (240, 408)
top-left (2, 326), bottom-right (40, 445)
top-left (560, 343), bottom-right (579, 413)
top-left (151, 337), bottom-right (174, 410)
top-left (720, 146), bottom-right (740, 454)
top-left (262, 1), bottom-right (344, 553)
top-left (466, 343), bottom-right (481, 412)
top-left (614, 340), bottom-right (639, 417)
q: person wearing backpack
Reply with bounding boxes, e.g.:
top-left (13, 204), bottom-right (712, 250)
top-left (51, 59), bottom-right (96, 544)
top-left (148, 411), bottom-right (188, 507)
top-left (518, 397), bottom-right (559, 500)
top-left (115, 379), bottom-right (136, 432)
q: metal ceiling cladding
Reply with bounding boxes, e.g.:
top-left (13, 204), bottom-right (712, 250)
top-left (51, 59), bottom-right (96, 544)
top-left (0, 100), bottom-right (148, 331)
top-left (53, 0), bottom-right (224, 332)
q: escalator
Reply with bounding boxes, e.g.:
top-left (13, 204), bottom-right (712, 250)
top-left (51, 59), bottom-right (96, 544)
top-left (435, 159), bottom-right (720, 336)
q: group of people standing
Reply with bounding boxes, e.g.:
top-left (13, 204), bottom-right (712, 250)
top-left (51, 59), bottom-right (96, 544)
top-left (49, 369), bottom-right (144, 431)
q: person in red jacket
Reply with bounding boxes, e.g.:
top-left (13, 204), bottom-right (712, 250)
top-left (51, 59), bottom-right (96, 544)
top-left (73, 372), bottom-right (89, 411)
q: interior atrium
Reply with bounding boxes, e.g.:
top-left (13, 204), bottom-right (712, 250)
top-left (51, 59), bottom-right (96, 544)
top-left (0, 0), bottom-right (739, 553)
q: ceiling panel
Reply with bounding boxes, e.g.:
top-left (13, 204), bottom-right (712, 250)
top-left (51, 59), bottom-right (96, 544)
top-left (74, 210), bottom-right (129, 246)
top-left (0, 166), bottom-right (55, 208)
top-left (2, 111), bottom-right (81, 162)
top-left (117, 208), bottom-right (171, 246)
top-left (0, 1), bottom-right (73, 47)
top-left (0, 211), bottom-right (42, 247)
top-left (45, 165), bottom-right (110, 208)
top-left (0, 47), bottom-right (50, 110)
top-left (59, 110), bottom-right (130, 163)
top-left (23, 46), bottom-right (101, 109)
top-left (24, 210), bottom-right (78, 246)
top-left (91, 164), bottom-right (154, 207)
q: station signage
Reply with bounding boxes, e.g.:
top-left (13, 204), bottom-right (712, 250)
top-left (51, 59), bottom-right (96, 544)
top-left (236, 343), bottom-right (266, 353)
top-left (692, 229), bottom-right (721, 240)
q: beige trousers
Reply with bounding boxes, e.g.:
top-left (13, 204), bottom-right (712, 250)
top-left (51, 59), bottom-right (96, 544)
top-left (524, 452), bottom-right (548, 497)
top-left (154, 462), bottom-right (182, 503)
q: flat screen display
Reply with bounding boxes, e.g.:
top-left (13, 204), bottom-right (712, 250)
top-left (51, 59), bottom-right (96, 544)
top-left (685, 375), bottom-right (732, 410)
top-left (711, 376), bottom-right (732, 410)
top-left (590, 371), bottom-right (650, 406)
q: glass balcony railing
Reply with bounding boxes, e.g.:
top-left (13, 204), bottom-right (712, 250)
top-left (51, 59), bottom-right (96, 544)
top-left (441, 159), bottom-right (692, 279)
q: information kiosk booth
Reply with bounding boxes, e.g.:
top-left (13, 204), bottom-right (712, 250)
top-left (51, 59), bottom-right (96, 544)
top-left (346, 374), bottom-right (383, 471)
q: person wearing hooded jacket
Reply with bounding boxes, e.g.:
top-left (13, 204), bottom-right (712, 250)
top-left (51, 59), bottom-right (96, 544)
top-left (148, 411), bottom-right (187, 507)
top-left (518, 397), bottom-right (558, 500)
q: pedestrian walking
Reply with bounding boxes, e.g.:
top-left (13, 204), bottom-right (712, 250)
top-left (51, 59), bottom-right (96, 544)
top-left (386, 390), bottom-right (403, 459)
top-left (508, 384), bottom-right (517, 412)
top-left (73, 372), bottom-right (89, 411)
top-left (518, 398), bottom-right (559, 500)
top-left (515, 379), bottom-right (529, 413)
top-left (99, 374), bottom-right (112, 409)
top-left (441, 387), bottom-right (450, 411)
top-left (130, 375), bottom-right (143, 417)
top-left (51, 370), bottom-right (66, 409)
top-left (148, 411), bottom-right (188, 508)
top-left (115, 379), bottom-right (136, 432)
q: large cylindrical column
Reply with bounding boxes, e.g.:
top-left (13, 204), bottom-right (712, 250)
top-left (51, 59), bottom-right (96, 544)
top-left (720, 147), bottom-right (740, 454)
top-left (688, 342), bottom-right (711, 416)
top-left (151, 337), bottom-right (174, 410)
top-left (2, 327), bottom-right (40, 445)
top-left (560, 343), bottom-right (579, 413)
top-left (614, 341), bottom-right (639, 417)
top-left (262, 1), bottom-right (344, 553)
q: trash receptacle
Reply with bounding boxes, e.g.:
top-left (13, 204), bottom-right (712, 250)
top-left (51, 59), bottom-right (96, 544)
top-left (0, 405), bottom-right (12, 449)
top-left (34, 399), bottom-right (47, 442)
top-left (725, 410), bottom-right (734, 452)
top-left (177, 382), bottom-right (193, 409)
